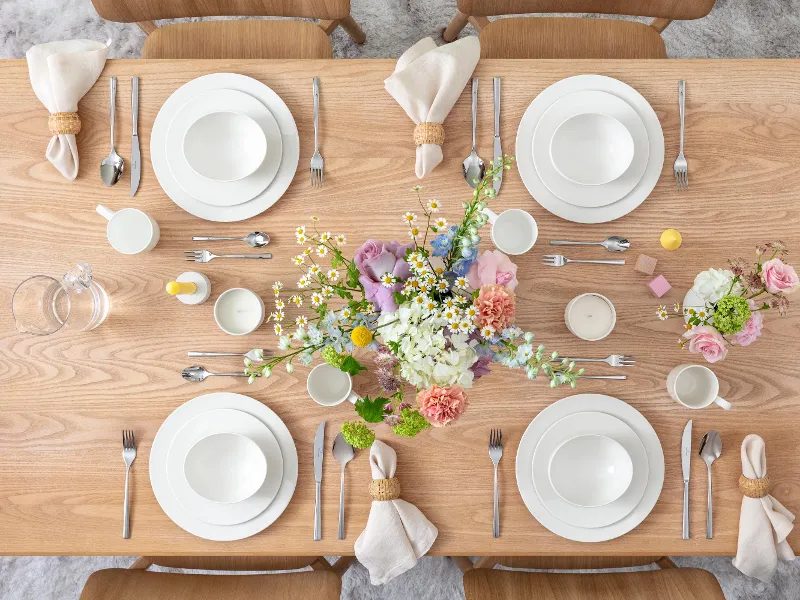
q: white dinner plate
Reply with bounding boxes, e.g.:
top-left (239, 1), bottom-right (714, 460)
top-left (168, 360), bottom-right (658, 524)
top-left (151, 73), bottom-right (299, 222)
top-left (166, 408), bottom-right (283, 526)
top-left (166, 89), bottom-right (282, 207)
top-left (150, 393), bottom-right (297, 541)
top-left (533, 90), bottom-right (650, 208)
top-left (532, 411), bottom-right (649, 529)
top-left (516, 394), bottom-right (664, 542)
top-left (517, 75), bottom-right (665, 223)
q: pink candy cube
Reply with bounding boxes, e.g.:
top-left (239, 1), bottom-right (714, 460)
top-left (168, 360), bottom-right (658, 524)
top-left (648, 275), bottom-right (672, 297)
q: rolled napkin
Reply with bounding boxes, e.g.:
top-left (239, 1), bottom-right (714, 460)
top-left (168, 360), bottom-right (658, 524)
top-left (732, 434), bottom-right (795, 582)
top-left (354, 439), bottom-right (438, 585)
top-left (384, 37), bottom-right (480, 179)
top-left (26, 40), bottom-right (110, 180)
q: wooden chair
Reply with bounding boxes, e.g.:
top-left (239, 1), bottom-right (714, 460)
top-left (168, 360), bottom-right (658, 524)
top-left (90, 0), bottom-right (366, 60)
top-left (442, 1), bottom-right (717, 59)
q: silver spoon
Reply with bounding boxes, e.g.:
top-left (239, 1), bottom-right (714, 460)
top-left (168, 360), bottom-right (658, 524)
top-left (100, 77), bottom-right (124, 186)
top-left (463, 77), bottom-right (485, 188)
top-left (191, 232), bottom-right (270, 248)
top-left (181, 366), bottom-right (251, 382)
top-left (332, 432), bottom-right (355, 540)
top-left (699, 430), bottom-right (722, 539)
top-left (549, 236), bottom-right (631, 252)
top-left (188, 350), bottom-right (266, 361)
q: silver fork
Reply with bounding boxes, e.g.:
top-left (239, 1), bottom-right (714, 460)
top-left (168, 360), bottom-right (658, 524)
top-left (310, 77), bottom-right (324, 187)
top-left (568, 355), bottom-right (635, 367)
top-left (184, 250), bottom-right (272, 263)
top-left (122, 430), bottom-right (136, 539)
top-left (674, 80), bottom-right (688, 190)
top-left (542, 255), bottom-right (625, 267)
top-left (489, 429), bottom-right (503, 538)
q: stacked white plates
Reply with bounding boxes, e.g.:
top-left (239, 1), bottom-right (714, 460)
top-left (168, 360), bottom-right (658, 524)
top-left (150, 392), bottom-right (297, 541)
top-left (516, 394), bottom-right (664, 542)
top-left (516, 75), bottom-right (665, 224)
top-left (151, 74), bottom-right (300, 222)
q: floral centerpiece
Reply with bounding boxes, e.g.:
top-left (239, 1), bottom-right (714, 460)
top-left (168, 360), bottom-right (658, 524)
top-left (245, 158), bottom-right (582, 447)
top-left (657, 242), bottom-right (798, 363)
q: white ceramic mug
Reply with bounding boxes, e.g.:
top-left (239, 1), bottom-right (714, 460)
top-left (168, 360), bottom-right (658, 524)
top-left (307, 364), bottom-right (362, 407)
top-left (96, 204), bottom-right (159, 254)
top-left (481, 208), bottom-right (538, 255)
top-left (666, 364), bottom-right (732, 410)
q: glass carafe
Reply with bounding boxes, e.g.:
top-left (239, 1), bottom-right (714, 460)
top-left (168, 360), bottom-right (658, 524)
top-left (12, 263), bottom-right (109, 335)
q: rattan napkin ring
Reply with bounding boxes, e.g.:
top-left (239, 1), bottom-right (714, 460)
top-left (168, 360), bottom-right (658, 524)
top-left (48, 112), bottom-right (81, 136)
top-left (739, 474), bottom-right (771, 498)
top-left (413, 122), bottom-right (444, 147)
top-left (369, 477), bottom-right (401, 501)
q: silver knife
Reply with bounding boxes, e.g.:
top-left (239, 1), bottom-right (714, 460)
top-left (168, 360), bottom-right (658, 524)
top-left (681, 419), bottom-right (693, 540)
top-left (492, 77), bottom-right (502, 193)
top-left (313, 421), bottom-right (325, 540)
top-left (130, 77), bottom-right (140, 197)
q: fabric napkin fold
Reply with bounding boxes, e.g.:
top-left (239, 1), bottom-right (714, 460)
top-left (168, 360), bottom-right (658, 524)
top-left (384, 37), bottom-right (480, 179)
top-left (354, 440), bottom-right (438, 585)
top-left (732, 434), bottom-right (795, 582)
top-left (26, 39), bottom-right (110, 180)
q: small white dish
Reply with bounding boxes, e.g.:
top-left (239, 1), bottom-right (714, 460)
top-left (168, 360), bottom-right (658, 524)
top-left (214, 288), bottom-right (265, 336)
top-left (184, 432), bottom-right (267, 504)
top-left (549, 434), bottom-right (633, 507)
top-left (565, 293), bottom-right (616, 341)
top-left (550, 113), bottom-right (634, 186)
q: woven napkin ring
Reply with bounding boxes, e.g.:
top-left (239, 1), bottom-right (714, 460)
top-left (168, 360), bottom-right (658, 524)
top-left (739, 474), bottom-right (771, 498)
top-left (369, 477), bottom-right (401, 501)
top-left (48, 112), bottom-right (81, 135)
top-left (413, 122), bottom-right (445, 147)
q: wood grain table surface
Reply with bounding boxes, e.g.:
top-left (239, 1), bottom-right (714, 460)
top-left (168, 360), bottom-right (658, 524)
top-left (0, 58), bottom-right (798, 557)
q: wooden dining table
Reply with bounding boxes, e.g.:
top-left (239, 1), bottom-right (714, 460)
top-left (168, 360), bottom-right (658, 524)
top-left (0, 57), bottom-right (799, 558)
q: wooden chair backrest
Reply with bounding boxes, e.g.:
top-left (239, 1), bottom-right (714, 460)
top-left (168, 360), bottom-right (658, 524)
top-left (90, 0), bottom-right (350, 22)
top-left (457, 0), bottom-right (715, 19)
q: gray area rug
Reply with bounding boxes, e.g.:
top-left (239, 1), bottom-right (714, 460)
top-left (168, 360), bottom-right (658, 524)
top-left (0, 0), bottom-right (798, 598)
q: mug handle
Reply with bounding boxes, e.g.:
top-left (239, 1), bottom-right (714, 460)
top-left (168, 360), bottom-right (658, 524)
top-left (481, 207), bottom-right (498, 224)
top-left (96, 205), bottom-right (116, 221)
top-left (346, 391), bottom-right (362, 404)
top-left (714, 396), bottom-right (732, 410)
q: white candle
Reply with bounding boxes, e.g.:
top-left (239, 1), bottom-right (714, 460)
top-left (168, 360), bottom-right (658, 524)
top-left (565, 293), bottom-right (616, 341)
top-left (214, 288), bottom-right (265, 336)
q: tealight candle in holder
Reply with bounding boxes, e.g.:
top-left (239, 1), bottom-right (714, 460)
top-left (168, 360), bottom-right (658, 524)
top-left (565, 293), bottom-right (616, 341)
top-left (214, 288), bottom-right (265, 336)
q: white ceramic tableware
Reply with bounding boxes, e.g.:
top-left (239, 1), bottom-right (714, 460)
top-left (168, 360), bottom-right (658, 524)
top-left (667, 364), bottom-right (732, 410)
top-left (96, 204), bottom-right (159, 254)
top-left (482, 208), bottom-right (538, 255)
top-left (565, 293), bottom-right (616, 341)
top-left (214, 288), bottom-right (265, 336)
top-left (307, 364), bottom-right (362, 407)
top-left (183, 111), bottom-right (266, 182)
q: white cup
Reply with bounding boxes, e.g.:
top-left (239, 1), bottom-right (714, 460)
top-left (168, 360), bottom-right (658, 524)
top-left (307, 364), bottom-right (362, 407)
top-left (482, 208), bottom-right (538, 255)
top-left (96, 204), bottom-right (159, 254)
top-left (666, 364), bottom-right (732, 410)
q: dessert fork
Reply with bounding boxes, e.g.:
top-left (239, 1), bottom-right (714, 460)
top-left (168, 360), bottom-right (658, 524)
top-left (674, 80), bottom-right (688, 190)
top-left (184, 250), bottom-right (272, 263)
top-left (489, 429), bottom-right (503, 538)
top-left (122, 430), bottom-right (136, 539)
top-left (569, 355), bottom-right (635, 367)
top-left (542, 255), bottom-right (625, 267)
top-left (310, 77), bottom-right (324, 187)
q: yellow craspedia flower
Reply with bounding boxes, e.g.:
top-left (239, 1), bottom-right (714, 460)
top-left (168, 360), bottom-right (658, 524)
top-left (350, 326), bottom-right (373, 347)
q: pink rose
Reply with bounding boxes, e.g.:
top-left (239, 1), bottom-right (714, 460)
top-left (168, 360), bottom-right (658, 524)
top-left (761, 258), bottom-right (799, 295)
top-left (466, 250), bottom-right (519, 291)
top-left (417, 385), bottom-right (468, 427)
top-left (354, 240), bottom-right (413, 313)
top-left (683, 325), bottom-right (728, 363)
top-left (730, 299), bottom-right (764, 347)
top-left (474, 284), bottom-right (516, 332)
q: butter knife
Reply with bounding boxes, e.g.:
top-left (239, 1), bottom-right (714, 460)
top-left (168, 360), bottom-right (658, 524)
top-left (681, 419), bottom-right (692, 540)
top-left (130, 77), bottom-right (140, 197)
top-left (492, 77), bottom-right (502, 193)
top-left (313, 421), bottom-right (325, 540)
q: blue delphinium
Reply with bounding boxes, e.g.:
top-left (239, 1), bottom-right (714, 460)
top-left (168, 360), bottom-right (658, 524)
top-left (431, 233), bottom-right (452, 257)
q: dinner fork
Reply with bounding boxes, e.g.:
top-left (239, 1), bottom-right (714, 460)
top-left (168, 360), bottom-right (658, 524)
top-left (184, 250), bottom-right (272, 263)
top-left (122, 430), bottom-right (136, 539)
top-left (310, 77), bottom-right (324, 187)
top-left (542, 255), bottom-right (625, 267)
top-left (568, 355), bottom-right (635, 368)
top-left (489, 429), bottom-right (503, 538)
top-left (674, 80), bottom-right (688, 190)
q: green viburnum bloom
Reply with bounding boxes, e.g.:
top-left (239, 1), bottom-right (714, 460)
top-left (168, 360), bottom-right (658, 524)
top-left (341, 421), bottom-right (375, 449)
top-left (713, 295), bottom-right (751, 335)
top-left (392, 409), bottom-right (432, 438)
top-left (321, 346), bottom-right (345, 369)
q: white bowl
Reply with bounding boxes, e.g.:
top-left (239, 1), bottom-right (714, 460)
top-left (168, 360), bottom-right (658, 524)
top-left (183, 111), bottom-right (267, 182)
top-left (548, 434), bottom-right (633, 507)
top-left (184, 432), bottom-right (267, 504)
top-left (214, 288), bottom-right (265, 336)
top-left (549, 113), bottom-right (635, 186)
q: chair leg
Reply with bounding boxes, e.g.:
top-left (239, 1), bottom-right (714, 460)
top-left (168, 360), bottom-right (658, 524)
top-left (468, 16), bottom-right (490, 33)
top-left (129, 557), bottom-right (152, 570)
top-left (450, 556), bottom-right (474, 573)
top-left (656, 557), bottom-right (678, 569)
top-left (136, 21), bottom-right (157, 35)
top-left (472, 556), bottom-right (498, 569)
top-left (310, 557), bottom-right (332, 571)
top-left (338, 15), bottom-right (366, 44)
top-left (443, 10), bottom-right (469, 42)
top-left (331, 556), bottom-right (356, 575)
top-left (649, 18), bottom-right (672, 33)
top-left (318, 19), bottom-right (340, 36)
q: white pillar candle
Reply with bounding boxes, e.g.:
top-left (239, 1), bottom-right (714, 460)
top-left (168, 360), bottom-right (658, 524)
top-left (214, 288), bottom-right (265, 336)
top-left (565, 293), bottom-right (616, 341)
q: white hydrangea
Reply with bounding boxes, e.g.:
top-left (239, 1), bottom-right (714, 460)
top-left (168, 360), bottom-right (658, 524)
top-left (692, 268), bottom-right (743, 303)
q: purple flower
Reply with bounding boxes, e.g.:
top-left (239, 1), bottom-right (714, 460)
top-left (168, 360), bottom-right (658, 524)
top-left (377, 367), bottom-right (402, 394)
top-left (470, 354), bottom-right (492, 379)
top-left (354, 240), bottom-right (413, 313)
top-left (383, 414), bottom-right (402, 427)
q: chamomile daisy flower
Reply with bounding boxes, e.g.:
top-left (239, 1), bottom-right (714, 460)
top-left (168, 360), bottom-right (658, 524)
top-left (321, 286), bottom-right (334, 298)
top-left (298, 275), bottom-right (310, 288)
top-left (403, 212), bottom-right (417, 225)
top-left (447, 322), bottom-right (461, 334)
top-left (423, 273), bottom-right (437, 286)
top-left (411, 257), bottom-right (427, 271)
top-left (309, 265), bottom-right (321, 276)
top-left (274, 323), bottom-right (283, 335)
top-left (310, 216), bottom-right (319, 222)
top-left (412, 294), bottom-right (429, 307)
top-left (327, 269), bottom-right (339, 281)
top-left (296, 234), bottom-right (307, 244)
top-left (657, 306), bottom-right (668, 321)
top-left (319, 232), bottom-right (331, 242)
top-left (436, 279), bottom-right (449, 293)
top-left (442, 308), bottom-right (457, 322)
top-left (408, 226), bottom-right (421, 239)
top-left (295, 226), bottom-right (306, 236)
top-left (335, 234), bottom-right (346, 246)
top-left (426, 198), bottom-right (441, 212)
top-left (295, 315), bottom-right (308, 327)
top-left (380, 272), bottom-right (398, 288)
top-left (410, 185), bottom-right (422, 192)
top-left (458, 320), bottom-right (473, 333)
top-left (272, 282), bottom-right (283, 293)
top-left (454, 276), bottom-right (469, 290)
top-left (433, 217), bottom-right (448, 229)
top-left (290, 295), bottom-right (303, 306)
top-left (310, 292), bottom-right (323, 307)
top-left (480, 325), bottom-right (496, 339)
top-left (673, 303), bottom-right (681, 313)
top-left (444, 297), bottom-right (457, 309)
top-left (292, 255), bottom-right (305, 266)
top-left (340, 307), bottom-right (352, 319)
top-left (365, 303), bottom-right (375, 314)
top-left (417, 282), bottom-right (430, 294)
top-left (274, 310), bottom-right (285, 322)
top-left (303, 246), bottom-right (314, 256)
top-left (405, 277), bottom-right (419, 289)
top-left (316, 245), bottom-right (328, 258)
top-left (275, 299), bottom-right (285, 310)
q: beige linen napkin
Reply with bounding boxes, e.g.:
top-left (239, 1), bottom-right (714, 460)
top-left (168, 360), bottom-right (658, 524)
top-left (354, 440), bottom-right (438, 585)
top-left (384, 37), bottom-right (480, 179)
top-left (26, 40), bottom-right (110, 180)
top-left (732, 434), bottom-right (795, 582)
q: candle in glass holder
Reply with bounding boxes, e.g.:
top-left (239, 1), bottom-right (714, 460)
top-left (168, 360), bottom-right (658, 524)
top-left (214, 288), bottom-right (265, 335)
top-left (565, 293), bottom-right (616, 341)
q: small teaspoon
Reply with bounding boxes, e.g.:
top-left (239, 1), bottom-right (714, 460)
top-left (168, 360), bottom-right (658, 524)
top-left (192, 232), bottom-right (271, 248)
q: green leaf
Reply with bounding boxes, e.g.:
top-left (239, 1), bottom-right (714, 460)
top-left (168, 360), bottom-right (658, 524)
top-left (387, 340), bottom-right (400, 354)
top-left (347, 262), bottom-right (360, 288)
top-left (393, 292), bottom-right (405, 305)
top-left (340, 356), bottom-right (367, 376)
top-left (331, 251), bottom-right (343, 269)
top-left (354, 395), bottom-right (389, 423)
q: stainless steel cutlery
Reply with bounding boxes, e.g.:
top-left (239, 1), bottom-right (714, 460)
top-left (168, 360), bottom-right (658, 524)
top-left (192, 232), bottom-right (270, 248)
top-left (569, 355), bottom-right (635, 368)
top-left (492, 77), bottom-right (502, 193)
top-left (332, 432), bottom-right (355, 540)
top-left (100, 77), bottom-right (124, 187)
top-left (699, 430), bottom-right (722, 539)
top-left (674, 80), bottom-right (688, 190)
top-left (577, 375), bottom-right (628, 380)
top-left (184, 250), bottom-right (272, 263)
top-left (189, 350), bottom-right (265, 361)
top-left (681, 419), bottom-right (693, 539)
top-left (550, 236), bottom-right (630, 252)
top-left (542, 254), bottom-right (625, 267)
top-left (181, 366), bottom-right (251, 382)
top-left (313, 421), bottom-right (325, 540)
top-left (130, 77), bottom-right (140, 197)
top-left (489, 428), bottom-right (503, 538)
top-left (122, 429), bottom-right (136, 539)
top-left (310, 77), bottom-right (324, 187)
top-left (463, 78), bottom-right (485, 187)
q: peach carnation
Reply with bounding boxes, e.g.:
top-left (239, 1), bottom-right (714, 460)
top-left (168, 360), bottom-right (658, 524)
top-left (474, 284), bottom-right (516, 332)
top-left (417, 385), bottom-right (468, 427)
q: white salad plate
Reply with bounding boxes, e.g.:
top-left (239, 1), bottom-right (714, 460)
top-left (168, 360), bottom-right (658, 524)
top-left (166, 408), bottom-right (284, 526)
top-left (167, 89), bottom-right (282, 207)
top-left (151, 393), bottom-right (297, 541)
top-left (533, 90), bottom-right (649, 208)
top-left (532, 411), bottom-right (648, 529)
top-left (152, 73), bottom-right (299, 222)
top-left (517, 75), bottom-right (664, 223)
top-left (516, 394), bottom-right (664, 542)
